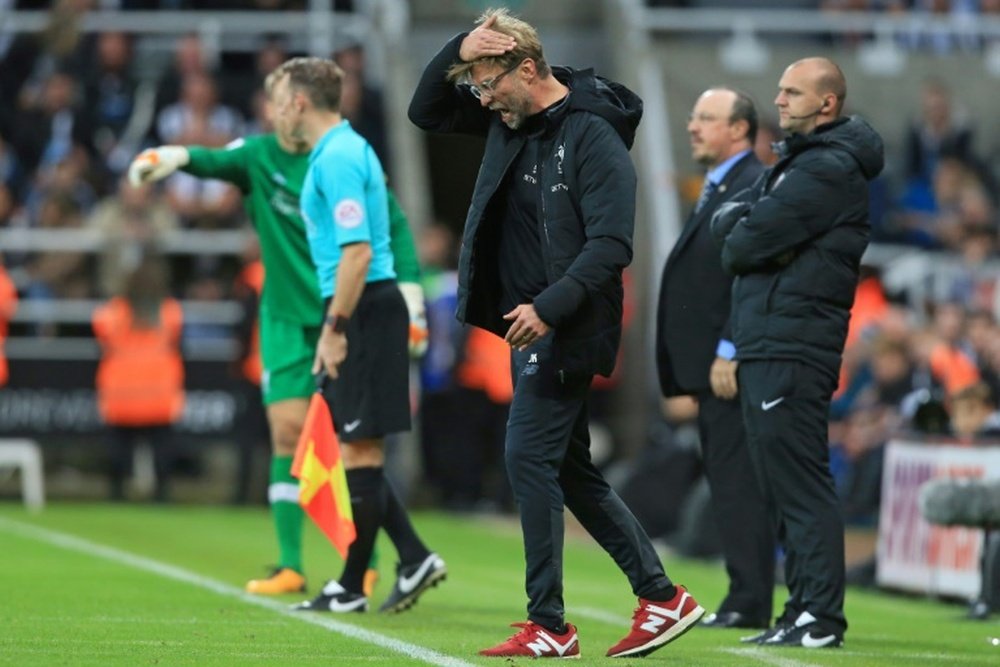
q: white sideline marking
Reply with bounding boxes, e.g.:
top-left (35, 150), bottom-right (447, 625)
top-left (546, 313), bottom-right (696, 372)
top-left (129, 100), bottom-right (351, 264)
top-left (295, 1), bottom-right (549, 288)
top-left (719, 648), bottom-right (820, 667)
top-left (0, 517), bottom-right (475, 667)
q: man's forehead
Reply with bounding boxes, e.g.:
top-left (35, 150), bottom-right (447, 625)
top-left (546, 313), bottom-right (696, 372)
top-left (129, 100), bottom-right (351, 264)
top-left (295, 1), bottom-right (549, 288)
top-left (780, 64), bottom-right (815, 89)
top-left (470, 61), bottom-right (504, 82)
top-left (696, 89), bottom-right (734, 111)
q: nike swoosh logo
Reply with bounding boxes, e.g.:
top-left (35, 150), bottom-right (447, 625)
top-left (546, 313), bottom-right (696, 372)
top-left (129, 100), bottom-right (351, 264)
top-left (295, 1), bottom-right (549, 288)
top-left (761, 397), bottom-right (785, 411)
top-left (801, 632), bottom-right (839, 648)
top-left (343, 419), bottom-right (362, 433)
top-left (327, 596), bottom-right (367, 612)
top-left (398, 556), bottom-right (442, 594)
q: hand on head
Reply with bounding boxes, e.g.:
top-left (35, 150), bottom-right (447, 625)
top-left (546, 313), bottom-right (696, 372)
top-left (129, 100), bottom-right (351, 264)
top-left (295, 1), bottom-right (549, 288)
top-left (459, 14), bottom-right (517, 62)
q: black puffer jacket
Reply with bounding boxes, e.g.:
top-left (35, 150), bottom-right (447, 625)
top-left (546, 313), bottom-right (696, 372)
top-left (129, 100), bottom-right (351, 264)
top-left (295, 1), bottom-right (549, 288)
top-left (710, 116), bottom-right (885, 379)
top-left (408, 34), bottom-right (643, 377)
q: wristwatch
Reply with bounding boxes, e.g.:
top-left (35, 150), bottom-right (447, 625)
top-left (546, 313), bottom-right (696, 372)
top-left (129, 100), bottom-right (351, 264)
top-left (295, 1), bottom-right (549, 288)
top-left (325, 313), bottom-right (350, 333)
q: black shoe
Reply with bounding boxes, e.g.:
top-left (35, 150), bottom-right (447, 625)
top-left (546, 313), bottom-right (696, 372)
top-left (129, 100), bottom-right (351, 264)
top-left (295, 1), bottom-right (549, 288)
top-left (741, 618), bottom-right (794, 644)
top-left (378, 552), bottom-right (447, 613)
top-left (762, 611), bottom-right (843, 649)
top-left (291, 580), bottom-right (368, 613)
top-left (968, 599), bottom-right (992, 620)
top-left (702, 611), bottom-right (770, 629)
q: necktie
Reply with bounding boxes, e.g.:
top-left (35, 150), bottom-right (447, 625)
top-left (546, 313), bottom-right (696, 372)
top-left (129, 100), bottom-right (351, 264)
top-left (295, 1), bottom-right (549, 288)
top-left (694, 178), bottom-right (717, 214)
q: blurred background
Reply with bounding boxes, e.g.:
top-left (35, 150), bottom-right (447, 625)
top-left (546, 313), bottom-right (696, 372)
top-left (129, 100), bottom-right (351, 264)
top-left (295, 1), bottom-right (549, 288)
top-left (3, 0), bottom-right (1000, 606)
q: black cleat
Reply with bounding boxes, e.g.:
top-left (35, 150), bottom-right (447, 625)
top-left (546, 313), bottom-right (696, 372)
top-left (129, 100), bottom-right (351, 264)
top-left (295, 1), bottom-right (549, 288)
top-left (291, 580), bottom-right (368, 613)
top-left (378, 552), bottom-right (447, 613)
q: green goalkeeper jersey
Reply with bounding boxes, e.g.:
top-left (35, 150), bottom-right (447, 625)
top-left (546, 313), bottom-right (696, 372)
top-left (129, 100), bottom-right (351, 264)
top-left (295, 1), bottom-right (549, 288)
top-left (185, 134), bottom-right (420, 324)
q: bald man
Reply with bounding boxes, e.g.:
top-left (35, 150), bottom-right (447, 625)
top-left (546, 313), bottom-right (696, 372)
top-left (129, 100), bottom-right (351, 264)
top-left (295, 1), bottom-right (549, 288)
top-left (711, 58), bottom-right (885, 649)
top-left (657, 87), bottom-right (773, 630)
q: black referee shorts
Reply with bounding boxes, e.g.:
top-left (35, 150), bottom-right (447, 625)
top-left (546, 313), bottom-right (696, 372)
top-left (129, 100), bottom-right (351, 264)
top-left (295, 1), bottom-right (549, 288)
top-left (321, 280), bottom-right (411, 442)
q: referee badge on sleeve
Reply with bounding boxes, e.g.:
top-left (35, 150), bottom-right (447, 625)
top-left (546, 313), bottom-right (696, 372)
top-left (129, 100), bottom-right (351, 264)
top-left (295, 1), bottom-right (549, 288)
top-left (334, 199), bottom-right (364, 229)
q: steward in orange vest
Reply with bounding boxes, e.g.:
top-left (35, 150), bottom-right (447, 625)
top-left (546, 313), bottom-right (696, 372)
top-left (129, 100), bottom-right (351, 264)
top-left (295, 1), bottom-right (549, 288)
top-left (92, 262), bottom-right (183, 501)
top-left (235, 259), bottom-right (264, 386)
top-left (93, 296), bottom-right (185, 426)
top-left (0, 264), bottom-right (17, 387)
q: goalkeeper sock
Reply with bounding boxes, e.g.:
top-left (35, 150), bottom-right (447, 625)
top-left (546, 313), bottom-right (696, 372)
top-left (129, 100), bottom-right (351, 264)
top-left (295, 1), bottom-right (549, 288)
top-left (340, 466), bottom-right (385, 595)
top-left (269, 455), bottom-right (304, 573)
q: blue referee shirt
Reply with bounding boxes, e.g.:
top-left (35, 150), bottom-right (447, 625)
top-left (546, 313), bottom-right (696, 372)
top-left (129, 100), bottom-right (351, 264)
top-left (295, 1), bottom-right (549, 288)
top-left (300, 120), bottom-right (395, 298)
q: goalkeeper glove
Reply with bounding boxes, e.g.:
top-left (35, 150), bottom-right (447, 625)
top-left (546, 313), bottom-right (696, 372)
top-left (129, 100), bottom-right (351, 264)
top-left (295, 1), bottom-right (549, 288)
top-left (398, 282), bottom-right (428, 358)
top-left (127, 146), bottom-right (190, 186)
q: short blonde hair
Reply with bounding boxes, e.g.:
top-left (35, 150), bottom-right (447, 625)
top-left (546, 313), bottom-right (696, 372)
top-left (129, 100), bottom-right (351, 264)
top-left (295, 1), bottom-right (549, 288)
top-left (267, 56), bottom-right (344, 111)
top-left (446, 7), bottom-right (550, 83)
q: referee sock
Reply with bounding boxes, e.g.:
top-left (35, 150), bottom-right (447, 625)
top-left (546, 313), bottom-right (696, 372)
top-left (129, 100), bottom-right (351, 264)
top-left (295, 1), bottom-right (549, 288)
top-left (382, 475), bottom-right (431, 566)
top-left (339, 466), bottom-right (386, 595)
top-left (269, 455), bottom-right (304, 573)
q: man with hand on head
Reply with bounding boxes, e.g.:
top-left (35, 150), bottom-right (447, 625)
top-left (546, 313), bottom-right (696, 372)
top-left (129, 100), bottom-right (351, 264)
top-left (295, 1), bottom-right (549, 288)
top-left (128, 70), bottom-right (427, 600)
top-left (657, 87), bottom-right (774, 631)
top-left (712, 57), bottom-right (884, 649)
top-left (410, 8), bottom-right (703, 659)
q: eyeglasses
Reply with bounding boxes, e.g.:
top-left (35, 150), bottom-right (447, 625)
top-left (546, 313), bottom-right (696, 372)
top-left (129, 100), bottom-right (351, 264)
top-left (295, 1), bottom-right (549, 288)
top-left (469, 62), bottom-right (521, 100)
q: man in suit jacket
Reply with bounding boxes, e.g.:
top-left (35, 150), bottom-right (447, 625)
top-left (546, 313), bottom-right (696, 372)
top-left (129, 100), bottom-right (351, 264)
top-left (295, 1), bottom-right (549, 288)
top-left (656, 87), bottom-right (775, 629)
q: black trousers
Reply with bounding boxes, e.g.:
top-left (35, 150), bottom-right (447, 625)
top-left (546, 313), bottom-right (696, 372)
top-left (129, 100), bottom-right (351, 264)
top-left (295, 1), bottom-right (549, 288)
top-left (738, 359), bottom-right (847, 635)
top-left (108, 424), bottom-right (173, 502)
top-left (697, 391), bottom-right (775, 619)
top-left (506, 338), bottom-right (671, 628)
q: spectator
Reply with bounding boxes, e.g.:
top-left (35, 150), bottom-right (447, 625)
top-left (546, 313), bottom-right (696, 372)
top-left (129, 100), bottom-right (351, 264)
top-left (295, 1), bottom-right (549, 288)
top-left (753, 116), bottom-right (781, 167)
top-left (13, 69), bottom-right (94, 176)
top-left (156, 73), bottom-right (244, 227)
top-left (334, 43), bottom-right (389, 170)
top-left (949, 381), bottom-right (1000, 441)
top-left (904, 79), bottom-right (974, 185)
top-left (0, 257), bottom-right (17, 387)
top-left (927, 301), bottom-right (980, 394)
top-left (0, 131), bottom-right (26, 204)
top-left (23, 144), bottom-right (99, 222)
top-left (155, 33), bottom-right (211, 113)
top-left (223, 35), bottom-right (288, 119)
top-left (23, 192), bottom-right (92, 337)
top-left (83, 31), bottom-right (156, 176)
top-left (86, 176), bottom-right (179, 298)
top-left (93, 259), bottom-right (184, 502)
top-left (230, 240), bottom-right (269, 505)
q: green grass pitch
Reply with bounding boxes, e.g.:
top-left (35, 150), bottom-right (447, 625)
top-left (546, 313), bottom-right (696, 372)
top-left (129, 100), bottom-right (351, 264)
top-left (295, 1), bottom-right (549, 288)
top-left (1, 503), bottom-right (998, 665)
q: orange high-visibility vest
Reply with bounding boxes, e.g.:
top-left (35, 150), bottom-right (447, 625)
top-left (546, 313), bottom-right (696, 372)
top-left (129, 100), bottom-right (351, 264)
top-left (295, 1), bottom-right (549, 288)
top-left (92, 297), bottom-right (185, 426)
top-left (0, 267), bottom-right (17, 387)
top-left (237, 260), bottom-right (264, 385)
top-left (457, 327), bottom-right (513, 404)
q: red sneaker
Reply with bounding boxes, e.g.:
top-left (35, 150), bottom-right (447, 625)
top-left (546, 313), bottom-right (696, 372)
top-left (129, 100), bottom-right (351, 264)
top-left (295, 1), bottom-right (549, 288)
top-left (479, 621), bottom-right (581, 659)
top-left (606, 585), bottom-right (704, 658)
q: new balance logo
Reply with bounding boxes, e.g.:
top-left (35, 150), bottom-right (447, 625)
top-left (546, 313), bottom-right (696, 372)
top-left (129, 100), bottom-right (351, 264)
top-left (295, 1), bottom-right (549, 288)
top-left (640, 614), bottom-right (667, 634)
top-left (526, 630), bottom-right (578, 657)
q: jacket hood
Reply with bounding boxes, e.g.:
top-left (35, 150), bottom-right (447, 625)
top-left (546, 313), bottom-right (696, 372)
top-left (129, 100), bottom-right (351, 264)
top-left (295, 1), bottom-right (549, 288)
top-left (780, 115), bottom-right (884, 180)
top-left (549, 67), bottom-right (643, 149)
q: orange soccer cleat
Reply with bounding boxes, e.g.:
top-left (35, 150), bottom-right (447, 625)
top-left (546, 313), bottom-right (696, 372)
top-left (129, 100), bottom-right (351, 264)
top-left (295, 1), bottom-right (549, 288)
top-left (245, 567), bottom-right (307, 595)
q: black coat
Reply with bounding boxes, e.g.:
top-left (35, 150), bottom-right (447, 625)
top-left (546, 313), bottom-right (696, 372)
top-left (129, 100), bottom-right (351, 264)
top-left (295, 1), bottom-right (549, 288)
top-left (408, 34), bottom-right (643, 377)
top-left (711, 116), bottom-right (885, 380)
top-left (657, 152), bottom-right (764, 396)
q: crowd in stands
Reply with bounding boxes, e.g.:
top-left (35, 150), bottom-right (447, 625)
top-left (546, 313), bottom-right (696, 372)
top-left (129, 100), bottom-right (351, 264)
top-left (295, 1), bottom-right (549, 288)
top-left (0, 1), bottom-right (386, 340)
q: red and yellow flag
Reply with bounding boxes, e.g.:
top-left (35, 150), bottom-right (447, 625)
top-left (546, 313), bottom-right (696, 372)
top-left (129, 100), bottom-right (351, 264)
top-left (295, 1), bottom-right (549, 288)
top-left (291, 394), bottom-right (356, 558)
